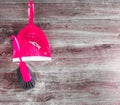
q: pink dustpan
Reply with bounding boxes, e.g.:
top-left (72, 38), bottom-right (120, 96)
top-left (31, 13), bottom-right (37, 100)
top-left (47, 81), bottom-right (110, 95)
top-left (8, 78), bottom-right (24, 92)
top-left (13, 0), bottom-right (51, 62)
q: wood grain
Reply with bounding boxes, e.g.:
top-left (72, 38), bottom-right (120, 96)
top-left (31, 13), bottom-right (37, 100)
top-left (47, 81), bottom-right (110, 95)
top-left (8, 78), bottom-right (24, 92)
top-left (1, 0), bottom-right (120, 105)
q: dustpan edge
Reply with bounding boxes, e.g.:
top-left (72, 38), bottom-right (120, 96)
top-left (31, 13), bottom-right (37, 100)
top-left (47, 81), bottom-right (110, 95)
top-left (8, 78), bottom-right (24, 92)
top-left (13, 56), bottom-right (52, 62)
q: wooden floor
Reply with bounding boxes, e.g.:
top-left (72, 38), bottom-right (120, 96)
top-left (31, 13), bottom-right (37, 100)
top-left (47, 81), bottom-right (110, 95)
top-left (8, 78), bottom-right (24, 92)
top-left (1, 0), bottom-right (120, 104)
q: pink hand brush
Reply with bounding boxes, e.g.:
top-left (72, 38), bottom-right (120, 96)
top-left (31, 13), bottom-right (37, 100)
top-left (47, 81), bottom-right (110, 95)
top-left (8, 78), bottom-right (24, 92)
top-left (11, 35), bottom-right (35, 89)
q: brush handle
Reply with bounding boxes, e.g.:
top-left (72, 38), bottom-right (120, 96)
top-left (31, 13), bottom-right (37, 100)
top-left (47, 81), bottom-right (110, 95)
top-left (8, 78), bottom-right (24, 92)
top-left (10, 35), bottom-right (22, 62)
top-left (28, 0), bottom-right (34, 24)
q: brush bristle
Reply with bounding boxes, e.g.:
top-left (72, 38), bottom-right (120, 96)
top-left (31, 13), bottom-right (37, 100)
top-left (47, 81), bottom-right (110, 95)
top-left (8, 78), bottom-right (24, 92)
top-left (17, 67), bottom-right (35, 89)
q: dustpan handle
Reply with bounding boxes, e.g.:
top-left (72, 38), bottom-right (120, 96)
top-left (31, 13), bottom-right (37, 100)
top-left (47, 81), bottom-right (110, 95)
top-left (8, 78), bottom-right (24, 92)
top-left (28, 0), bottom-right (34, 24)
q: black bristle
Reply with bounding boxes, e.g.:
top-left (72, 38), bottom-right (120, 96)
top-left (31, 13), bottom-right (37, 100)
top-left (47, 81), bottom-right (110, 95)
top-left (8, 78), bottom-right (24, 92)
top-left (17, 68), bottom-right (21, 82)
top-left (29, 81), bottom-right (33, 87)
top-left (17, 67), bottom-right (35, 89)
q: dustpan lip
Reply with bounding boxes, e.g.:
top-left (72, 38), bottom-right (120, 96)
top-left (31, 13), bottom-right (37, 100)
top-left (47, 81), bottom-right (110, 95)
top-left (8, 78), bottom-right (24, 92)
top-left (13, 56), bottom-right (52, 62)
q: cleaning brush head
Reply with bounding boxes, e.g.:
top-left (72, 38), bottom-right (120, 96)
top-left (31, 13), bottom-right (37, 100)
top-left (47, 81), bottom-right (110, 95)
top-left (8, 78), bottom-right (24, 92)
top-left (17, 66), bottom-right (35, 89)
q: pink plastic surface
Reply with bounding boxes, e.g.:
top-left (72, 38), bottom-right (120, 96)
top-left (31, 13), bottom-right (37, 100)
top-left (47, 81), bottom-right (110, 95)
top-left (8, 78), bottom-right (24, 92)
top-left (13, 0), bottom-right (51, 62)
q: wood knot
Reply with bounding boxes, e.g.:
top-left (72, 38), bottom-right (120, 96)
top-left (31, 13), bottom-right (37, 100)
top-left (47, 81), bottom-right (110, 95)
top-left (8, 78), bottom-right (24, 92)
top-left (37, 93), bottom-right (54, 102)
top-left (37, 23), bottom-right (51, 29)
top-left (102, 44), bottom-right (111, 49)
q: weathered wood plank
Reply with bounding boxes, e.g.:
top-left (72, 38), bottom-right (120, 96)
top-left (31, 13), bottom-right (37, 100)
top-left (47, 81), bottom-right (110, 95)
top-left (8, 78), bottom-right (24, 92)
top-left (1, 43), bottom-right (120, 104)
top-left (0, 23), bottom-right (120, 48)
top-left (0, 0), bottom-right (120, 4)
top-left (0, 69), bottom-right (120, 104)
top-left (1, 1), bottom-right (120, 22)
top-left (1, 0), bottom-right (120, 105)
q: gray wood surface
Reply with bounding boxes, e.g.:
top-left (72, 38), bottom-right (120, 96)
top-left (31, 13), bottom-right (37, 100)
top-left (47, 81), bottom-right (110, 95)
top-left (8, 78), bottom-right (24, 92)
top-left (1, 0), bottom-right (120, 105)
